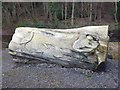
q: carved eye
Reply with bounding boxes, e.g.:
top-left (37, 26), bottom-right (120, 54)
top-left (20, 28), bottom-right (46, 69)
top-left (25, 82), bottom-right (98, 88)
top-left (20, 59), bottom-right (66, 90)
top-left (86, 35), bottom-right (93, 40)
top-left (89, 42), bottom-right (92, 45)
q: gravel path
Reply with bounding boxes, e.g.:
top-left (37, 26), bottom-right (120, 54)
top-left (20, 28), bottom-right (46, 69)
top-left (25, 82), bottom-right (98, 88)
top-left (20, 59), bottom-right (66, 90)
top-left (2, 48), bottom-right (118, 88)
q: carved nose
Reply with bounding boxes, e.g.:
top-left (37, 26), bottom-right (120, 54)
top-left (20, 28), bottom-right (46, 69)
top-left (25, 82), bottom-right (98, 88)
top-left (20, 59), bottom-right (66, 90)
top-left (87, 35), bottom-right (93, 40)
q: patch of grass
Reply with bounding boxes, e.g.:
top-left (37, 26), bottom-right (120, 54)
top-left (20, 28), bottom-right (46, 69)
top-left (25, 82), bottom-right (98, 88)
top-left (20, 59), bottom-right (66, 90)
top-left (31, 21), bottom-right (48, 28)
top-left (108, 23), bottom-right (119, 31)
top-left (108, 42), bottom-right (119, 60)
top-left (16, 21), bottom-right (48, 28)
top-left (86, 74), bottom-right (92, 80)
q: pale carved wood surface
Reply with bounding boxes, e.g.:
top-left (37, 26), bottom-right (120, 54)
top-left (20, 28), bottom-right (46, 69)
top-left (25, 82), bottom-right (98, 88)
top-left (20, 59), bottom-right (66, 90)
top-left (8, 25), bottom-right (109, 70)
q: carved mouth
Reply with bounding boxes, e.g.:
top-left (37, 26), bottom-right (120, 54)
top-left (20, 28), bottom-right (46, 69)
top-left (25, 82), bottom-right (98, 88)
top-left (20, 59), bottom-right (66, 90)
top-left (78, 46), bottom-right (93, 49)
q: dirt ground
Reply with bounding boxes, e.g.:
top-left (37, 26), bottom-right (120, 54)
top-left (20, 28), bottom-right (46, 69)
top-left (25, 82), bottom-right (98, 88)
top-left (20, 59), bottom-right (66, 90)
top-left (1, 48), bottom-right (118, 88)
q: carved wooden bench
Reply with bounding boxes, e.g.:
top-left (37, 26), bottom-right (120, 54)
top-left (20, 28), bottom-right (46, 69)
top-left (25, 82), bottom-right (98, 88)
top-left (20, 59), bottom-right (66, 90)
top-left (8, 25), bottom-right (109, 70)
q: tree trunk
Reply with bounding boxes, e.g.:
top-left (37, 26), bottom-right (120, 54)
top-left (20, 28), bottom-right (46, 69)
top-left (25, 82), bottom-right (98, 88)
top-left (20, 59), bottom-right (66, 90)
top-left (34, 2), bottom-right (37, 18)
top-left (98, 3), bottom-right (102, 23)
top-left (89, 2), bottom-right (92, 25)
top-left (43, 2), bottom-right (46, 15)
top-left (46, 3), bottom-right (49, 20)
top-left (115, 1), bottom-right (118, 23)
top-left (47, 3), bottom-right (52, 21)
top-left (81, 2), bottom-right (83, 18)
top-left (12, 3), bottom-right (17, 22)
top-left (62, 3), bottom-right (64, 20)
top-left (65, 2), bottom-right (67, 25)
top-left (43, 2), bottom-right (48, 21)
top-left (94, 2), bottom-right (98, 21)
top-left (31, 2), bottom-right (35, 18)
top-left (71, 0), bottom-right (75, 26)
top-left (87, 2), bottom-right (90, 24)
top-left (4, 7), bottom-right (11, 25)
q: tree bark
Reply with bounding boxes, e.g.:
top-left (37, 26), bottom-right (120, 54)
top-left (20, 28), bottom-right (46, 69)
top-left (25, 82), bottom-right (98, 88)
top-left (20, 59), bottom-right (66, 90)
top-left (65, 2), bottom-right (67, 25)
top-left (89, 2), bottom-right (92, 25)
top-left (31, 2), bottom-right (35, 18)
top-left (71, 0), bottom-right (75, 26)
top-left (12, 3), bottom-right (17, 22)
top-left (33, 2), bottom-right (37, 18)
top-left (115, 1), bottom-right (118, 23)
top-left (92, 2), bottom-right (98, 21)
top-left (98, 3), bottom-right (102, 23)
top-left (48, 3), bottom-right (52, 21)
top-left (4, 6), bottom-right (11, 25)
top-left (81, 2), bottom-right (83, 18)
top-left (87, 2), bottom-right (90, 24)
top-left (62, 3), bottom-right (64, 20)
top-left (46, 3), bottom-right (49, 20)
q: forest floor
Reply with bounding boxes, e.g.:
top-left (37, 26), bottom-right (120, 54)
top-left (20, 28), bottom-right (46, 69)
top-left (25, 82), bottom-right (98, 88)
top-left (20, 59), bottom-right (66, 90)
top-left (1, 48), bottom-right (118, 88)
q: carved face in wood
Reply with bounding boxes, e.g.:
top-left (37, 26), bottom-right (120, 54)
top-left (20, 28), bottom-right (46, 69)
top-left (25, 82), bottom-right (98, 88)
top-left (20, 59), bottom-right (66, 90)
top-left (73, 32), bottom-right (100, 53)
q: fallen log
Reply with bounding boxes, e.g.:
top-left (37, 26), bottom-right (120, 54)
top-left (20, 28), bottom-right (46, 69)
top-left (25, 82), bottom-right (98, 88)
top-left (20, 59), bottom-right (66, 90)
top-left (8, 25), bottom-right (109, 70)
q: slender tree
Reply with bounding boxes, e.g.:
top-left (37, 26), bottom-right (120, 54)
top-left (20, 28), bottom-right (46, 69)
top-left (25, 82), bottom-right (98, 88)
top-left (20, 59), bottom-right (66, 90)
top-left (71, 0), bottom-right (75, 26)
top-left (81, 2), bottom-right (83, 18)
top-left (12, 3), bottom-right (17, 22)
top-left (87, 2), bottom-right (90, 23)
top-left (43, 2), bottom-right (46, 15)
top-left (62, 3), bottom-right (64, 20)
top-left (43, 2), bottom-right (49, 21)
top-left (33, 3), bottom-right (37, 18)
top-left (89, 2), bottom-right (92, 25)
top-left (98, 3), bottom-right (102, 23)
top-left (3, 5), bottom-right (11, 24)
top-left (31, 2), bottom-right (34, 18)
top-left (46, 3), bottom-right (49, 20)
top-left (65, 2), bottom-right (67, 25)
top-left (94, 3), bottom-right (98, 21)
top-left (47, 3), bottom-right (52, 21)
top-left (115, 1), bottom-right (118, 23)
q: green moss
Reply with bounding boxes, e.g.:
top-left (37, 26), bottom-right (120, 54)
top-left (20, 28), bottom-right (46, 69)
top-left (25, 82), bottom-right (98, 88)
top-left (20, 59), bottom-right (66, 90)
top-left (108, 42), bottom-right (119, 60)
top-left (111, 53), bottom-right (119, 60)
top-left (97, 45), bottom-right (107, 53)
